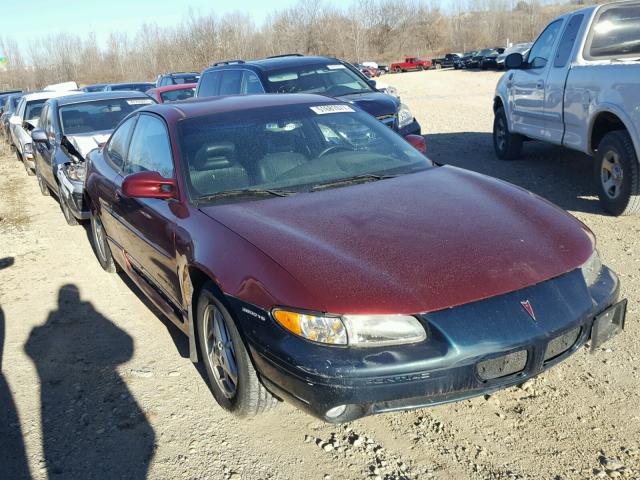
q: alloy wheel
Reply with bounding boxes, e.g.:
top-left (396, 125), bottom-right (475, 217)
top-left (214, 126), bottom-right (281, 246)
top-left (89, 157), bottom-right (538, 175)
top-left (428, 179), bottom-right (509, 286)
top-left (92, 214), bottom-right (107, 261)
top-left (203, 304), bottom-right (238, 399)
top-left (495, 116), bottom-right (507, 152)
top-left (601, 150), bottom-right (624, 199)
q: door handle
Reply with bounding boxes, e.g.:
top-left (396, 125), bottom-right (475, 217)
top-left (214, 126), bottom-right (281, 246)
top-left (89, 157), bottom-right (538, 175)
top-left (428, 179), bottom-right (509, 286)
top-left (114, 189), bottom-right (122, 202)
top-left (536, 80), bottom-right (545, 89)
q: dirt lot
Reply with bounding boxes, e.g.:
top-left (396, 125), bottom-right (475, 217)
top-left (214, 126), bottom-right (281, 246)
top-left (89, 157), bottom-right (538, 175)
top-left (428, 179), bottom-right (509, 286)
top-left (1, 69), bottom-right (639, 480)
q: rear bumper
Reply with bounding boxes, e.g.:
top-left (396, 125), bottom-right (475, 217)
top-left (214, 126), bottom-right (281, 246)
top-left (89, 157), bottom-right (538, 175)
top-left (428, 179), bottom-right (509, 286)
top-left (230, 267), bottom-right (622, 422)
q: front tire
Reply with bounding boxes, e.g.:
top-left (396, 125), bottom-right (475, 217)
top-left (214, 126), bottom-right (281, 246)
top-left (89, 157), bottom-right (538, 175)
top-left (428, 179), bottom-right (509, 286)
top-left (36, 164), bottom-right (50, 196)
top-left (197, 284), bottom-right (278, 417)
top-left (418, 64), bottom-right (425, 71)
top-left (595, 130), bottom-right (640, 216)
top-left (394, 67), bottom-right (402, 73)
top-left (90, 210), bottom-right (117, 272)
top-left (493, 107), bottom-right (523, 160)
top-left (60, 195), bottom-right (79, 226)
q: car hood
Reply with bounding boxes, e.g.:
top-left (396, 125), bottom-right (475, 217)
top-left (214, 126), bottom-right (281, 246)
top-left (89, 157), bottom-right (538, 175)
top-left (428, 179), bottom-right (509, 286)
top-left (65, 131), bottom-right (113, 158)
top-left (338, 91), bottom-right (400, 118)
top-left (200, 166), bottom-right (593, 314)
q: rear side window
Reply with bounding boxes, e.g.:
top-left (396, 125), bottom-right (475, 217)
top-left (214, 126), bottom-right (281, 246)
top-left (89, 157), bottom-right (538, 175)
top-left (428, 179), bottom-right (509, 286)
top-left (587, 2), bottom-right (640, 59)
top-left (198, 71), bottom-right (222, 97)
top-left (554, 14), bottom-right (584, 68)
top-left (107, 116), bottom-right (137, 169)
top-left (242, 71), bottom-right (264, 94)
top-left (125, 115), bottom-right (174, 178)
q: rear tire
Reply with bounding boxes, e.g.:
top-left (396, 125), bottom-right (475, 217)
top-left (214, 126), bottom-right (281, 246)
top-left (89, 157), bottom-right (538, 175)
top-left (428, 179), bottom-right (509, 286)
top-left (493, 107), bottom-right (523, 160)
top-left (197, 284), bottom-right (278, 417)
top-left (394, 67), bottom-right (402, 73)
top-left (90, 210), bottom-right (117, 272)
top-left (595, 130), bottom-right (640, 216)
top-left (418, 64), bottom-right (425, 71)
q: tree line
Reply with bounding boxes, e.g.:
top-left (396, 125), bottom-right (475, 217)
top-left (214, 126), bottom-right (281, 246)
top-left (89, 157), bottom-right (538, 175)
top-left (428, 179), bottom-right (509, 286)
top-left (0, 0), bottom-right (604, 90)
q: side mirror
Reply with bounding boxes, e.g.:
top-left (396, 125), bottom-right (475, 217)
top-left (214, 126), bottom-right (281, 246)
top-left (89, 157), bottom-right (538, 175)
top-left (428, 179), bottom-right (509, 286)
top-left (404, 134), bottom-right (426, 154)
top-left (9, 115), bottom-right (21, 126)
top-left (505, 53), bottom-right (524, 70)
top-left (122, 171), bottom-right (178, 200)
top-left (31, 128), bottom-right (48, 144)
top-left (367, 79), bottom-right (377, 89)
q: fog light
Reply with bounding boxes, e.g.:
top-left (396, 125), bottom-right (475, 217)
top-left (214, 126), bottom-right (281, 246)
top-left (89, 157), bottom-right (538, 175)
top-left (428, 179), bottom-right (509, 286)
top-left (325, 405), bottom-right (347, 419)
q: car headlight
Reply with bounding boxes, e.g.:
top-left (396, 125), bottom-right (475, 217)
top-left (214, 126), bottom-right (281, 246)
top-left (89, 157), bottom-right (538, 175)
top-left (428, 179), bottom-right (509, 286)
top-left (273, 309), bottom-right (427, 347)
top-left (581, 249), bottom-right (602, 287)
top-left (397, 103), bottom-right (414, 129)
top-left (23, 142), bottom-right (33, 154)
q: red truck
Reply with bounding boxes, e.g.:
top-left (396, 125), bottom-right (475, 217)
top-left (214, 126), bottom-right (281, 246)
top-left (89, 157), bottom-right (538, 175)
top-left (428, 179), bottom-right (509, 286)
top-left (390, 57), bottom-right (432, 73)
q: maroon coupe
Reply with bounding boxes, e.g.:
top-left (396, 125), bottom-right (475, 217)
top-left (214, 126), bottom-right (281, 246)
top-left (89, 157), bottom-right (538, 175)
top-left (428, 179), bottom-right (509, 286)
top-left (84, 94), bottom-right (625, 422)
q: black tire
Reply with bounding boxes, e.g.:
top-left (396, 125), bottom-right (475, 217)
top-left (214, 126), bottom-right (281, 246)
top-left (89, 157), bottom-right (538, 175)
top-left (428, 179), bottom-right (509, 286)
top-left (493, 107), bottom-right (523, 160)
top-left (60, 195), bottom-right (79, 226)
top-left (35, 164), bottom-right (50, 196)
top-left (595, 130), bottom-right (640, 216)
top-left (90, 210), bottom-right (117, 272)
top-left (394, 67), bottom-right (402, 73)
top-left (418, 64), bottom-right (425, 71)
top-left (197, 284), bottom-right (278, 417)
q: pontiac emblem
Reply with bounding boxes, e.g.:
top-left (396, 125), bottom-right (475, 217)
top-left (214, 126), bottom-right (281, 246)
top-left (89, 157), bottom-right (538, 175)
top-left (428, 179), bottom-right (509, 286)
top-left (521, 300), bottom-right (536, 321)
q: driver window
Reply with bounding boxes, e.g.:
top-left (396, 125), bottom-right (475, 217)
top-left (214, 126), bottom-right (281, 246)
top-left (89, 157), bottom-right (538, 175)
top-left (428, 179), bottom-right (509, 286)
top-left (107, 116), bottom-right (137, 170)
top-left (125, 114), bottom-right (174, 178)
top-left (527, 19), bottom-right (563, 69)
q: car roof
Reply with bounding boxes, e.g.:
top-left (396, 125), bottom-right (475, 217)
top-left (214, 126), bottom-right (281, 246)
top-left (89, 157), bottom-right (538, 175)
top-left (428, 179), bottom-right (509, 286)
top-left (208, 55), bottom-right (340, 72)
top-left (22, 90), bottom-right (83, 102)
top-left (138, 93), bottom-right (346, 122)
top-left (163, 72), bottom-right (199, 77)
top-left (108, 82), bottom-right (154, 87)
top-left (53, 90), bottom-right (153, 106)
top-left (148, 83), bottom-right (197, 93)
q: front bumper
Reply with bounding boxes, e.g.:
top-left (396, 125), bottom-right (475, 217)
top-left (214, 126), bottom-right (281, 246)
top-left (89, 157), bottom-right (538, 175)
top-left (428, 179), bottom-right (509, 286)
top-left (398, 119), bottom-right (421, 137)
top-left (56, 166), bottom-right (90, 220)
top-left (230, 267), bottom-right (622, 423)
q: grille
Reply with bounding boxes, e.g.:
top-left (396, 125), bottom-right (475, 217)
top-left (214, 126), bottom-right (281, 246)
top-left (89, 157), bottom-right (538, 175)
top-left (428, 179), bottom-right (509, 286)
top-left (477, 350), bottom-right (527, 381)
top-left (544, 327), bottom-right (581, 362)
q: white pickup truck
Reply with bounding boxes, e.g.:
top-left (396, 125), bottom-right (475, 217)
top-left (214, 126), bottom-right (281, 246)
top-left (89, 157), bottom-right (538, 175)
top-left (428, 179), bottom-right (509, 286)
top-left (493, 1), bottom-right (640, 215)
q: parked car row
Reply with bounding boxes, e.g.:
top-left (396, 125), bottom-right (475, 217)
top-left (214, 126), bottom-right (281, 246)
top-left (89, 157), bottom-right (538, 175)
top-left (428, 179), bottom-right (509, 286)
top-left (0, 46), bottom-right (627, 425)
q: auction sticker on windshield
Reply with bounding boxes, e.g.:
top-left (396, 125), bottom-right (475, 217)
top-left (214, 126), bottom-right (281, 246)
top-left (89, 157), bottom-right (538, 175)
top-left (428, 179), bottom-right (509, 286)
top-left (310, 105), bottom-right (355, 114)
top-left (326, 64), bottom-right (347, 70)
top-left (126, 99), bottom-right (155, 105)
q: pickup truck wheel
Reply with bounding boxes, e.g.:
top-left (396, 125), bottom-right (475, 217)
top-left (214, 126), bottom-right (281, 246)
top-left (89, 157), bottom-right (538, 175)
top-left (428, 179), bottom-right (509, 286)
top-left (418, 64), bottom-right (425, 71)
top-left (90, 210), bottom-right (117, 272)
top-left (493, 107), bottom-right (523, 160)
top-left (596, 130), bottom-right (640, 216)
top-left (394, 67), bottom-right (402, 73)
top-left (434, 63), bottom-right (441, 70)
top-left (197, 284), bottom-right (278, 417)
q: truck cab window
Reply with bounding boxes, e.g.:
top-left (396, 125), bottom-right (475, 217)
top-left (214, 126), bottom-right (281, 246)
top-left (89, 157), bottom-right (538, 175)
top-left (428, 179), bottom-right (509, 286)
top-left (528, 19), bottom-right (563, 69)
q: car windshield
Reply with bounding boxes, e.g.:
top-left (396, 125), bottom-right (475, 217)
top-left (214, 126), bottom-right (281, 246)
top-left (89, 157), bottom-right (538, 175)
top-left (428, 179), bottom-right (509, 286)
top-left (25, 99), bottom-right (46, 121)
top-left (478, 49), bottom-right (493, 56)
top-left (265, 64), bottom-right (373, 96)
top-left (179, 103), bottom-right (431, 202)
top-left (59, 97), bottom-right (155, 135)
top-left (160, 87), bottom-right (195, 103)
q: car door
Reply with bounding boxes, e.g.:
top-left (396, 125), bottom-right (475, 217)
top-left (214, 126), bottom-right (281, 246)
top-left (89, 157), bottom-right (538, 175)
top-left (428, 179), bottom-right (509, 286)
top-left (508, 19), bottom-right (564, 139)
top-left (111, 113), bottom-right (180, 305)
top-left (544, 13), bottom-right (585, 145)
top-left (98, 115), bottom-right (138, 241)
top-left (37, 104), bottom-right (57, 187)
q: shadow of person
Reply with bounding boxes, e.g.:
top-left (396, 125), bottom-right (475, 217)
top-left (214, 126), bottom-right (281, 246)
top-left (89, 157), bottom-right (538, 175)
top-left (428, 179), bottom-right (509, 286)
top-left (0, 304), bottom-right (32, 480)
top-left (25, 284), bottom-right (155, 479)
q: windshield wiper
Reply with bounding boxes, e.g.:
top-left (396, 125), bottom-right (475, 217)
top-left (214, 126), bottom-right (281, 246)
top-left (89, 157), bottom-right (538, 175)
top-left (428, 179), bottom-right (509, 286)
top-left (334, 89), bottom-right (373, 97)
top-left (196, 189), bottom-right (294, 205)
top-left (311, 174), bottom-right (397, 192)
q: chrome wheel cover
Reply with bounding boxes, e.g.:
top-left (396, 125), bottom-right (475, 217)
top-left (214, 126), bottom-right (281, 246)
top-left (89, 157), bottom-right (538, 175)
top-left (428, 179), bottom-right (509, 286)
top-left (203, 305), bottom-right (238, 399)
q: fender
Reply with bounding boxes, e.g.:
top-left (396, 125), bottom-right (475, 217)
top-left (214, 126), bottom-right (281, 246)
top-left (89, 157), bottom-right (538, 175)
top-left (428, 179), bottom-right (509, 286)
top-left (588, 103), bottom-right (640, 160)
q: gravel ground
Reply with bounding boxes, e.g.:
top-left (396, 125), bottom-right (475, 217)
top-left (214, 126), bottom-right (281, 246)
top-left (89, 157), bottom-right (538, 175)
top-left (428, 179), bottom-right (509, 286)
top-left (1, 69), bottom-right (639, 480)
